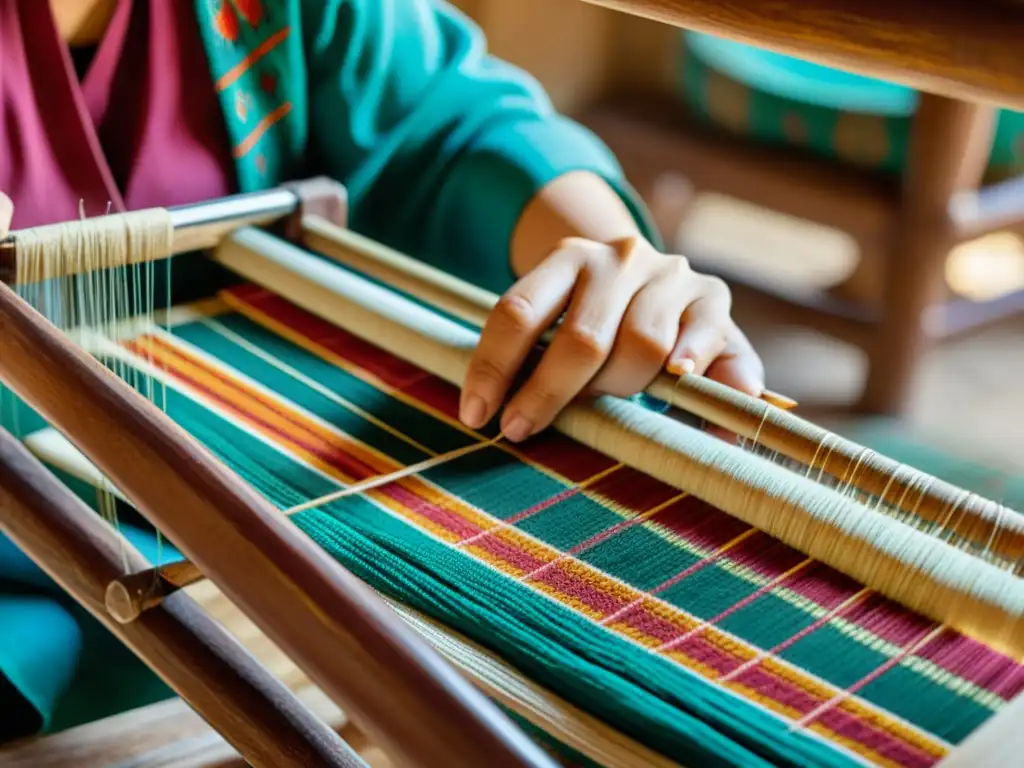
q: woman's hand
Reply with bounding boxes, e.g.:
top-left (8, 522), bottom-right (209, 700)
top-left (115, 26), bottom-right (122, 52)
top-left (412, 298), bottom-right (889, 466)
top-left (459, 233), bottom-right (763, 442)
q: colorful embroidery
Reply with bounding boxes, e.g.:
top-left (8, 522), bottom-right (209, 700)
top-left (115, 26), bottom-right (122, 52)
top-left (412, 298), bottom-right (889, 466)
top-left (232, 102), bottom-right (292, 157)
top-left (214, 27), bottom-right (291, 92)
top-left (231, 0), bottom-right (265, 28)
top-left (212, 0), bottom-right (240, 43)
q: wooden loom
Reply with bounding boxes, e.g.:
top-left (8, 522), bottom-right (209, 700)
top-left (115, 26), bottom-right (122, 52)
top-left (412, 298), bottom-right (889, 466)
top-left (0, 179), bottom-right (1021, 766)
top-left (0, 5), bottom-right (1023, 768)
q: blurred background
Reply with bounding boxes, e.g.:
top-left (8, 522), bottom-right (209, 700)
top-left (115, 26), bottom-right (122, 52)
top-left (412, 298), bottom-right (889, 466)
top-left (453, 0), bottom-right (1024, 508)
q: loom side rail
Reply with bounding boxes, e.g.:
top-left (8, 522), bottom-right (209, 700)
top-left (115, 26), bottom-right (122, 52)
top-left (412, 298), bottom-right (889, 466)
top-left (0, 425), bottom-right (363, 768)
top-left (0, 280), bottom-right (555, 768)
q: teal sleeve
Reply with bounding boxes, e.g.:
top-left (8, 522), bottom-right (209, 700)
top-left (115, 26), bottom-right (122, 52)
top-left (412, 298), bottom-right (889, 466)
top-left (300, 0), bottom-right (660, 295)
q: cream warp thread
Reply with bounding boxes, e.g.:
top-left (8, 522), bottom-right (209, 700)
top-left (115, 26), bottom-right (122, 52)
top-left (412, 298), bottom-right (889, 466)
top-left (13, 209), bottom-right (173, 284)
top-left (13, 210), bottom-right (174, 572)
top-left (648, 370), bottom-right (1023, 566)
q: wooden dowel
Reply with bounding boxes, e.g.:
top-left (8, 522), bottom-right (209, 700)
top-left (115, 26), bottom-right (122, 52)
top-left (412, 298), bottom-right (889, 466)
top-left (105, 561), bottom-right (204, 623)
top-left (0, 280), bottom-right (556, 768)
top-left (0, 425), bottom-right (363, 768)
top-left (300, 215), bottom-right (1024, 562)
top-left (577, 0), bottom-right (1024, 110)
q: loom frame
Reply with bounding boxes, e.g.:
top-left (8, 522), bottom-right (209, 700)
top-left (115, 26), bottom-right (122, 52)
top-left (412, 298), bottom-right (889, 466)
top-left (0, 188), bottom-right (1020, 767)
top-left (2, 0), bottom-right (1024, 759)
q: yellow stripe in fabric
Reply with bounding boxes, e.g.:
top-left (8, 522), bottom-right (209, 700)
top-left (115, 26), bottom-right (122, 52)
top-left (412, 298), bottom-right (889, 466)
top-left (202, 316), bottom-right (439, 458)
top-left (125, 335), bottom-right (507, 550)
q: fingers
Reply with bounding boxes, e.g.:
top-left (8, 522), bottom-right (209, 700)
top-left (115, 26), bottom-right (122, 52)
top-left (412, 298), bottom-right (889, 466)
top-left (459, 251), bottom-right (580, 429)
top-left (587, 269), bottom-right (693, 398)
top-left (499, 246), bottom-right (647, 441)
top-left (703, 325), bottom-right (765, 398)
top-left (0, 193), bottom-right (12, 238)
top-left (666, 275), bottom-right (732, 377)
top-left (460, 237), bottom-right (767, 446)
top-left (702, 326), bottom-right (766, 444)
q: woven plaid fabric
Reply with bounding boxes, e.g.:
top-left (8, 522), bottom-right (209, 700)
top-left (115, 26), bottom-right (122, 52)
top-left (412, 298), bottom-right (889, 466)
top-left (35, 284), bottom-right (1024, 766)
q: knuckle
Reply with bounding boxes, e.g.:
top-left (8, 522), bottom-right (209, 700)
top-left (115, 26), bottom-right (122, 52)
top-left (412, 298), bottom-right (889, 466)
top-left (557, 235), bottom-right (594, 253)
top-left (467, 355), bottom-right (509, 389)
top-left (560, 322), bottom-right (610, 361)
top-left (701, 274), bottom-right (732, 305)
top-left (493, 293), bottom-right (536, 333)
top-left (622, 324), bottom-right (674, 364)
top-left (667, 253), bottom-right (692, 276)
top-left (518, 381), bottom-right (563, 416)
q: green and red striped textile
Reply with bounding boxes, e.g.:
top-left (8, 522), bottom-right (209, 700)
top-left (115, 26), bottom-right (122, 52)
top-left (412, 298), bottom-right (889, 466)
top-left (93, 283), bottom-right (1024, 767)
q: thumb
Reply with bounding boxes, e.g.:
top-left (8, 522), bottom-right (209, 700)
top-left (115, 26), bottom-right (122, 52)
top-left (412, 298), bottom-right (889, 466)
top-left (0, 193), bottom-right (11, 239)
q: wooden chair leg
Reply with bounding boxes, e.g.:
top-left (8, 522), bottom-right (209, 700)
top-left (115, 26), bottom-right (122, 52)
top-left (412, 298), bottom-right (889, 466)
top-left (858, 94), bottom-right (996, 415)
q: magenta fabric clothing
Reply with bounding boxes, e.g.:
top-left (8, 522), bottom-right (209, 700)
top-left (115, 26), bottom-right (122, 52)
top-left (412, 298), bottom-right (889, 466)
top-left (0, 0), bottom-right (235, 230)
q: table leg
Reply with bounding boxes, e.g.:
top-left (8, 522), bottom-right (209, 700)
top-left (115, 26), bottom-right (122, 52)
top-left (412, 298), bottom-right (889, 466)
top-left (859, 94), bottom-right (995, 415)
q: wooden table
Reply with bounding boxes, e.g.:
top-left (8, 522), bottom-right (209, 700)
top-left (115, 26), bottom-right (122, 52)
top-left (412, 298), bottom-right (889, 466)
top-left (579, 0), bottom-right (1024, 109)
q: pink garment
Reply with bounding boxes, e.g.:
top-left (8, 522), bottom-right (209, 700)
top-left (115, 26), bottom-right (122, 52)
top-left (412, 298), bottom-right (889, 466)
top-left (0, 0), bottom-right (235, 230)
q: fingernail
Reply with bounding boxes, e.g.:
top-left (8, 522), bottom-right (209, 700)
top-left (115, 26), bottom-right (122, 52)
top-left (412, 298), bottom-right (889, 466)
top-left (502, 413), bottom-right (534, 443)
top-left (667, 358), bottom-right (695, 376)
top-left (460, 394), bottom-right (487, 428)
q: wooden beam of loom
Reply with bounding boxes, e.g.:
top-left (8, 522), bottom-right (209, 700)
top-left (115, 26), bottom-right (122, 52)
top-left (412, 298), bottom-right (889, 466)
top-left (575, 0), bottom-right (1024, 109)
top-left (209, 226), bottom-right (1024, 660)
top-left (0, 579), bottom-right (679, 768)
top-left (0, 250), bottom-right (555, 766)
top-left (0, 424), bottom-right (363, 768)
top-left (299, 215), bottom-right (1024, 566)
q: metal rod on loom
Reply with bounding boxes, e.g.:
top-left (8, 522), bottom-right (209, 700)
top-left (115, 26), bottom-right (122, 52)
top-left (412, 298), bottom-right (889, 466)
top-left (0, 276), bottom-right (556, 764)
top-left (0, 425), bottom-right (365, 768)
top-left (0, 187), bottom-right (301, 280)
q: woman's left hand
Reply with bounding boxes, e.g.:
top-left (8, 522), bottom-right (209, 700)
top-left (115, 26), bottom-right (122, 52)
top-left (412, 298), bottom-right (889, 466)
top-left (458, 234), bottom-right (764, 442)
